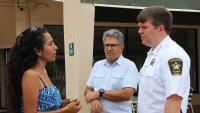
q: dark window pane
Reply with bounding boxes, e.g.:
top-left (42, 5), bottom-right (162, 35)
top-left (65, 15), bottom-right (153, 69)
top-left (171, 28), bottom-right (198, 93)
top-left (44, 25), bottom-right (66, 98)
top-left (94, 26), bottom-right (198, 93)
top-left (0, 49), bottom-right (8, 111)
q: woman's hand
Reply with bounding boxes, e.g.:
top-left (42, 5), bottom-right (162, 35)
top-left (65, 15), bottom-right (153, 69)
top-left (61, 99), bottom-right (71, 108)
top-left (62, 99), bottom-right (81, 113)
top-left (61, 99), bottom-right (80, 108)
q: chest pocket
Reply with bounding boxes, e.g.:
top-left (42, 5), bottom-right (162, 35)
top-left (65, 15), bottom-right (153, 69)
top-left (140, 65), bottom-right (156, 93)
top-left (93, 74), bottom-right (104, 89)
top-left (110, 74), bottom-right (124, 89)
top-left (143, 65), bottom-right (155, 77)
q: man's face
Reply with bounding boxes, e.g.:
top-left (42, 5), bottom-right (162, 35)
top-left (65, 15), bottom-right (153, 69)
top-left (138, 20), bottom-right (161, 47)
top-left (103, 37), bottom-right (123, 64)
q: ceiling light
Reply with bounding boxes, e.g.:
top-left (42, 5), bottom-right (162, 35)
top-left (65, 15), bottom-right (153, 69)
top-left (53, 0), bottom-right (64, 2)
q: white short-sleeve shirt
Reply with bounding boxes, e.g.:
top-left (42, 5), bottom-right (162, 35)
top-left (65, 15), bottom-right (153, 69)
top-left (138, 36), bottom-right (191, 113)
top-left (87, 55), bottom-right (139, 113)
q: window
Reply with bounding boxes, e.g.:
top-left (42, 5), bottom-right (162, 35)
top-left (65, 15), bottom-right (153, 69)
top-left (171, 28), bottom-right (198, 93)
top-left (94, 26), bottom-right (198, 92)
top-left (0, 49), bottom-right (8, 113)
top-left (44, 25), bottom-right (66, 98)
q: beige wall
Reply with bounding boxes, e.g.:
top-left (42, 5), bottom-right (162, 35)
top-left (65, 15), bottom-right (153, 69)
top-left (0, 0), bottom-right (63, 48)
top-left (0, 0), bottom-right (95, 112)
top-left (0, 6), bottom-right (16, 48)
top-left (64, 0), bottom-right (95, 113)
top-left (16, 0), bottom-right (63, 35)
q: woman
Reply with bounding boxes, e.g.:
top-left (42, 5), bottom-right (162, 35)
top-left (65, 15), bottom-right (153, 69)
top-left (7, 26), bottom-right (81, 113)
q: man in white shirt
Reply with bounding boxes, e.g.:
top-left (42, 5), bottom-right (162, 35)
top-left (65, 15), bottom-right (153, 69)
top-left (137, 6), bottom-right (191, 113)
top-left (84, 29), bottom-right (139, 113)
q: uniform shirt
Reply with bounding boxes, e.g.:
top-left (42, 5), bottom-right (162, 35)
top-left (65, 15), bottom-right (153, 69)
top-left (87, 55), bottom-right (139, 113)
top-left (138, 36), bottom-right (190, 113)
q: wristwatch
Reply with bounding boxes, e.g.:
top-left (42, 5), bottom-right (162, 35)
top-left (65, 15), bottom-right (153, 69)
top-left (99, 89), bottom-right (105, 97)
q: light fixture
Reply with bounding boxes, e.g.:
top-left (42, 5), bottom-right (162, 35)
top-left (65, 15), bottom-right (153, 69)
top-left (53, 0), bottom-right (64, 2)
top-left (0, 1), bottom-right (49, 7)
top-left (0, 1), bottom-right (49, 11)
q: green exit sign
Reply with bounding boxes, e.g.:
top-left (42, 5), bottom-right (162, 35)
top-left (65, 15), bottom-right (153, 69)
top-left (69, 42), bottom-right (74, 56)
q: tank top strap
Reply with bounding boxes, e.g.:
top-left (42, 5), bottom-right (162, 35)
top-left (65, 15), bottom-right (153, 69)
top-left (38, 76), bottom-right (47, 88)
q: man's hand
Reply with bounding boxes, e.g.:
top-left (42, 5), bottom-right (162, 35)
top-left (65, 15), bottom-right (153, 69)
top-left (90, 99), bottom-right (103, 113)
top-left (85, 91), bottom-right (100, 103)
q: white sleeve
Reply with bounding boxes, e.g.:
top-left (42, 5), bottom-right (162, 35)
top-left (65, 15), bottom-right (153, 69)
top-left (122, 62), bottom-right (139, 90)
top-left (162, 55), bottom-right (190, 98)
top-left (86, 63), bottom-right (97, 87)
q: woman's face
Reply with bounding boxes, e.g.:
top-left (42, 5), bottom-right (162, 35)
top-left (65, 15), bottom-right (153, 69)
top-left (39, 32), bottom-right (58, 62)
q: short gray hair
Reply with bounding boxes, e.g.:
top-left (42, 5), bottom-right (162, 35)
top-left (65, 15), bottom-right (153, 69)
top-left (102, 29), bottom-right (124, 45)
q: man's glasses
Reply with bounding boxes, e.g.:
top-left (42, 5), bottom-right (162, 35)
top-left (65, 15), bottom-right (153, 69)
top-left (104, 44), bottom-right (121, 49)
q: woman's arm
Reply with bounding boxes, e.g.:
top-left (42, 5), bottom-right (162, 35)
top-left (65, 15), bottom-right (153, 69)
top-left (21, 70), bottom-right (40, 113)
top-left (22, 70), bottom-right (81, 113)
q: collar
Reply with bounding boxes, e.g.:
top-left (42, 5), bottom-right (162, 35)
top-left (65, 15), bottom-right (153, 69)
top-left (103, 55), bottom-right (124, 66)
top-left (148, 35), bottom-right (171, 56)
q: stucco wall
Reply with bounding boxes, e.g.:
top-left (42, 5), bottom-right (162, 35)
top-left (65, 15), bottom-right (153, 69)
top-left (0, 6), bottom-right (16, 48)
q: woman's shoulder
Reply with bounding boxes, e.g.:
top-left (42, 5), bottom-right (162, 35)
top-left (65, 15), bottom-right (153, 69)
top-left (23, 69), bottom-right (38, 78)
top-left (22, 69), bottom-right (40, 86)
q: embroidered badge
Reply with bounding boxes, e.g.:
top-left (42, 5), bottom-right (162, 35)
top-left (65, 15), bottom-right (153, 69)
top-left (168, 58), bottom-right (183, 76)
top-left (150, 58), bottom-right (156, 66)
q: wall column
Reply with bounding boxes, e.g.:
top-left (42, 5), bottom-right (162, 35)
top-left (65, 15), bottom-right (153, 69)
top-left (64, 1), bottom-right (94, 113)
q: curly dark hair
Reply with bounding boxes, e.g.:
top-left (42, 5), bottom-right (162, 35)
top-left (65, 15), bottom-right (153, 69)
top-left (7, 26), bottom-right (48, 113)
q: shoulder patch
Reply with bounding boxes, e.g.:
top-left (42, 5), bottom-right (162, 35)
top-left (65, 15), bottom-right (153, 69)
top-left (168, 58), bottom-right (183, 76)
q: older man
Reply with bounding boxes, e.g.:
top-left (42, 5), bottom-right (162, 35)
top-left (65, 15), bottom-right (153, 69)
top-left (84, 29), bottom-right (139, 113)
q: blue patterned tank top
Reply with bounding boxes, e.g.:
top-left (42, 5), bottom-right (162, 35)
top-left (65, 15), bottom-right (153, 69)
top-left (21, 76), bottom-right (62, 112)
top-left (38, 85), bottom-right (62, 111)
